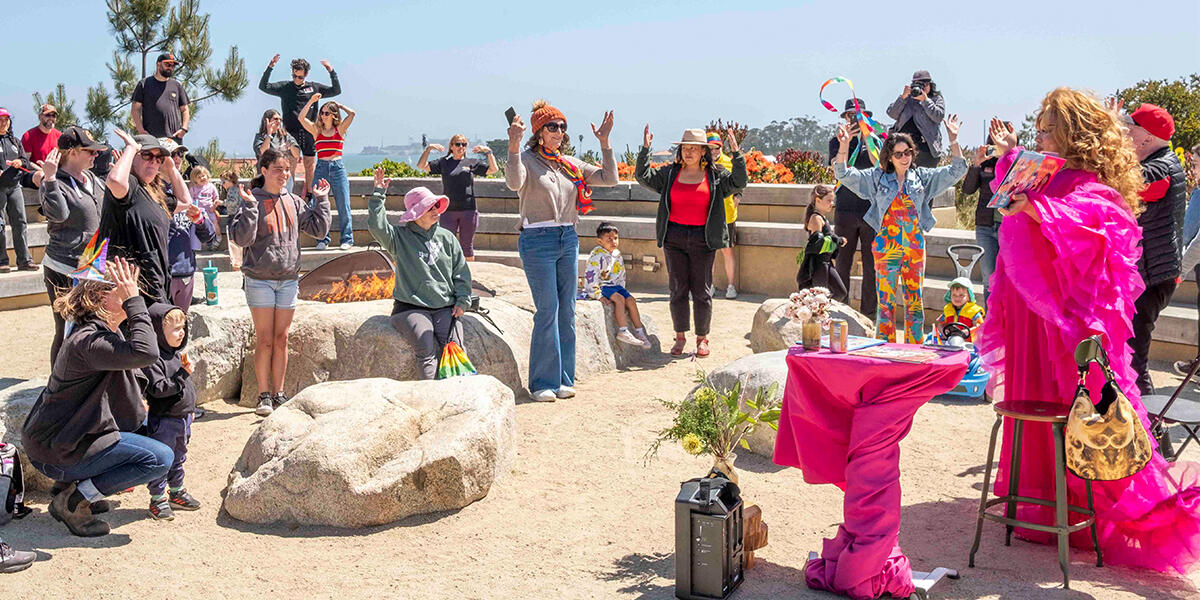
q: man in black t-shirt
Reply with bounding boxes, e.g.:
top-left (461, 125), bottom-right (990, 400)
top-left (259, 55), bottom-right (342, 197)
top-left (132, 53), bottom-right (190, 142)
top-left (828, 99), bottom-right (879, 319)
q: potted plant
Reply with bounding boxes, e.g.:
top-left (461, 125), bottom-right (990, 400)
top-left (787, 287), bottom-right (833, 350)
top-left (645, 371), bottom-right (781, 484)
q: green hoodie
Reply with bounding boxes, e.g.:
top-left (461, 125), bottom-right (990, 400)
top-left (367, 187), bottom-right (472, 310)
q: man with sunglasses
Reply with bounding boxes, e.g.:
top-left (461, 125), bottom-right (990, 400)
top-left (21, 104), bottom-right (61, 163)
top-left (132, 53), bottom-right (191, 143)
top-left (259, 54), bottom-right (341, 196)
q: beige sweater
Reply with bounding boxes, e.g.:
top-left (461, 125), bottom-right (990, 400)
top-left (505, 147), bottom-right (618, 228)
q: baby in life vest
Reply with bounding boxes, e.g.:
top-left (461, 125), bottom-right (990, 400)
top-left (937, 277), bottom-right (984, 342)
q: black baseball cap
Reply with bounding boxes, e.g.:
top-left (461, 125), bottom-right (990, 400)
top-left (157, 52), bottom-right (178, 64)
top-left (57, 126), bottom-right (107, 151)
top-left (132, 134), bottom-right (167, 153)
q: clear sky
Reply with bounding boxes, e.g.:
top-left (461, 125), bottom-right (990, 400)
top-left (2, 0), bottom-right (1197, 158)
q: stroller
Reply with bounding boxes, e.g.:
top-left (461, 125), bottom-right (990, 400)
top-left (924, 244), bottom-right (991, 401)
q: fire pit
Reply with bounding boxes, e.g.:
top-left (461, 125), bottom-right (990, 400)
top-left (297, 248), bottom-right (495, 303)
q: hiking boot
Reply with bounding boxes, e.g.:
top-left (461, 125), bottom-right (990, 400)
top-left (17, 263), bottom-right (38, 272)
top-left (49, 482), bottom-right (108, 512)
top-left (48, 483), bottom-right (109, 537)
top-left (254, 393), bottom-right (274, 417)
top-left (148, 497), bottom-right (174, 521)
top-left (169, 489), bottom-right (201, 511)
top-left (0, 541), bottom-right (35, 573)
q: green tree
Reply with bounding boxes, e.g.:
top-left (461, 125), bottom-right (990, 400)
top-left (485, 138), bottom-right (508, 164)
top-left (197, 137), bottom-right (224, 168)
top-left (32, 84), bottom-right (81, 129)
top-left (741, 115), bottom-right (836, 155)
top-left (37, 0), bottom-right (247, 141)
top-left (1116, 74), bottom-right (1200, 152)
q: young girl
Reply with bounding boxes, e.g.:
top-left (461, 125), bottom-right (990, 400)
top-left (299, 93), bottom-right (355, 250)
top-left (187, 166), bottom-right (221, 250)
top-left (796, 184), bottom-right (847, 300)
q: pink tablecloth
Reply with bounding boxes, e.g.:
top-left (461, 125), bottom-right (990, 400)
top-left (773, 345), bottom-right (968, 600)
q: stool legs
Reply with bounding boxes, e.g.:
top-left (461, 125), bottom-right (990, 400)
top-left (969, 416), bottom-right (1004, 568)
top-left (1086, 481), bottom-right (1102, 567)
top-left (1052, 422), bottom-right (1070, 589)
top-left (1005, 419), bottom-right (1024, 546)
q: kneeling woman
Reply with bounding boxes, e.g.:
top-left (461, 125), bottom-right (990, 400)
top-left (366, 168), bottom-right (472, 379)
top-left (22, 256), bottom-right (174, 537)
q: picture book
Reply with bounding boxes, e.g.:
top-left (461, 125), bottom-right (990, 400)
top-left (987, 150), bottom-right (1066, 209)
top-left (850, 345), bottom-right (941, 364)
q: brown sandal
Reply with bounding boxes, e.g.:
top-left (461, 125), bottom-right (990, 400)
top-left (671, 335), bottom-right (687, 356)
top-left (696, 338), bottom-right (710, 358)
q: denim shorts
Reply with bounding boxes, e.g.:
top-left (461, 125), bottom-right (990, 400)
top-left (243, 276), bottom-right (299, 309)
top-left (601, 285), bottom-right (632, 299)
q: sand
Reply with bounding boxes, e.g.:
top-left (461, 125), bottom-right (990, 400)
top-left (1, 293), bottom-right (1198, 599)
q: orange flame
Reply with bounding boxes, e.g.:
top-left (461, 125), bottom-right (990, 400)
top-left (312, 273), bottom-right (395, 303)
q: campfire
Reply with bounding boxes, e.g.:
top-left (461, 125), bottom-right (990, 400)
top-left (311, 273), bottom-right (395, 303)
top-left (296, 248), bottom-right (497, 304)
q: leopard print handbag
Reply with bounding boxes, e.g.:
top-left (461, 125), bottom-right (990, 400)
top-left (1065, 350), bottom-right (1153, 481)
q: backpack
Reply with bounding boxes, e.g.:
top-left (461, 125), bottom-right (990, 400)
top-left (0, 443), bottom-right (30, 524)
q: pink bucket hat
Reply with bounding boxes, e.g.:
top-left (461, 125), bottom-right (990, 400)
top-left (399, 186), bottom-right (449, 223)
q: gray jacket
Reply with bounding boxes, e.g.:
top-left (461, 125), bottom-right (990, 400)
top-left (39, 170), bottom-right (104, 269)
top-left (886, 93), bottom-right (947, 157)
top-left (228, 187), bottom-right (330, 281)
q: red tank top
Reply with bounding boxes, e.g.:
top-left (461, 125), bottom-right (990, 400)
top-left (668, 176), bottom-right (711, 226)
top-left (315, 130), bottom-right (344, 160)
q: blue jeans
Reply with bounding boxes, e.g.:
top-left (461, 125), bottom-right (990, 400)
top-left (31, 433), bottom-right (173, 499)
top-left (518, 226), bottom-right (578, 393)
top-left (975, 223), bottom-right (1001, 307)
top-left (315, 158), bottom-right (352, 246)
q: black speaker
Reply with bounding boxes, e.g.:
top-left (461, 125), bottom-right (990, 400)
top-left (675, 476), bottom-right (744, 600)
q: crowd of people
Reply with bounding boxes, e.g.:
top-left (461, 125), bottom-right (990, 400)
top-left (1, 57), bottom-right (1199, 582)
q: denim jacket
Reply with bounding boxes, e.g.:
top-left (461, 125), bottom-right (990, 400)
top-left (833, 156), bottom-right (968, 233)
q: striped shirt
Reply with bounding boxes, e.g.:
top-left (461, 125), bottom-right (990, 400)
top-left (314, 130), bottom-right (344, 160)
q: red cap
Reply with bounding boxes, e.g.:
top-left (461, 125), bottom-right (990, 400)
top-left (1130, 103), bottom-right (1175, 140)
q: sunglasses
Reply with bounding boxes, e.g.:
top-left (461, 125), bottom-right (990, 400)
top-left (320, 111), bottom-right (335, 116)
top-left (269, 117), bottom-right (282, 122)
top-left (452, 142), bottom-right (468, 147)
top-left (42, 113), bottom-right (58, 118)
top-left (543, 122), bottom-right (567, 133)
top-left (139, 152), bottom-right (167, 162)
top-left (894, 149), bottom-right (916, 158)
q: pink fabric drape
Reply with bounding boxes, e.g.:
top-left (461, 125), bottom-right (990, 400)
top-left (977, 147), bottom-right (1200, 574)
top-left (774, 346), bottom-right (967, 599)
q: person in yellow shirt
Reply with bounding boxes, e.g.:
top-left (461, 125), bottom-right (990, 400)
top-left (708, 131), bottom-right (740, 298)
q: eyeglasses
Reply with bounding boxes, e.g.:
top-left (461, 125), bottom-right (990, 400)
top-left (894, 149), bottom-right (916, 158)
top-left (139, 152), bottom-right (167, 162)
top-left (452, 142), bottom-right (468, 147)
top-left (543, 122), bottom-right (567, 133)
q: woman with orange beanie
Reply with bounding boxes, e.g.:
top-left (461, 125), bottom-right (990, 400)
top-left (505, 100), bottom-right (618, 402)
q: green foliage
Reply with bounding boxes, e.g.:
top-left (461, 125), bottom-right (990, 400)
top-left (357, 158), bottom-right (424, 178)
top-left (1116, 74), bottom-right (1200, 152)
top-left (622, 144), bottom-right (638, 167)
top-left (707, 119), bottom-right (749, 147)
top-left (197, 137), bottom-right (224, 168)
top-left (742, 115), bottom-right (837, 155)
top-left (32, 84), bottom-right (80, 130)
top-left (579, 149), bottom-right (601, 166)
top-left (645, 370), bottom-right (781, 464)
top-left (777, 148), bottom-right (834, 184)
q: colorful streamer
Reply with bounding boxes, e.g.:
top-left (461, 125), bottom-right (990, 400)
top-left (70, 231), bottom-right (110, 285)
top-left (819, 76), bottom-right (888, 166)
top-left (436, 317), bottom-right (478, 379)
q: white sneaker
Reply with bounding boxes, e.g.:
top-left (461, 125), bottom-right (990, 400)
top-left (532, 389), bottom-right (558, 402)
top-left (634, 329), bottom-right (652, 349)
top-left (556, 386), bottom-right (576, 399)
top-left (725, 285), bottom-right (738, 299)
top-left (339, 242), bottom-right (353, 251)
top-left (616, 329), bottom-right (642, 346)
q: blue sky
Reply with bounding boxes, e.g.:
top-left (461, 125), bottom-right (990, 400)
top-left (2, 0), bottom-right (1197, 158)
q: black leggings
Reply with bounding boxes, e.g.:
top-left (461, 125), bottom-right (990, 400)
top-left (798, 259), bottom-right (848, 301)
top-left (44, 268), bottom-right (72, 368)
top-left (664, 223), bottom-right (716, 336)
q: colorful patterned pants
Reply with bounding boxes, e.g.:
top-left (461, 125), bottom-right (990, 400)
top-left (872, 193), bottom-right (926, 343)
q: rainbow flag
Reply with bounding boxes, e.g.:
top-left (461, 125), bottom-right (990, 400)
top-left (71, 231), bottom-right (111, 284)
top-left (436, 317), bottom-right (477, 379)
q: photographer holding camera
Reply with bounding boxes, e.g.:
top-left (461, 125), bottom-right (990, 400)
top-left (886, 70), bottom-right (945, 168)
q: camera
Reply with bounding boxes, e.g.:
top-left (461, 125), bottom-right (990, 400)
top-left (910, 83), bottom-right (925, 97)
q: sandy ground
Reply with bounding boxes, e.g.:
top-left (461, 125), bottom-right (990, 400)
top-left (2, 292), bottom-right (1199, 599)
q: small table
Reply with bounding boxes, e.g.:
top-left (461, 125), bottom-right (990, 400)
top-left (774, 345), bottom-right (968, 599)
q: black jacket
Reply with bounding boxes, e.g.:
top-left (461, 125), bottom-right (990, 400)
top-left (828, 136), bottom-right (873, 217)
top-left (259, 67), bottom-right (342, 129)
top-left (634, 147), bottom-right (747, 251)
top-left (141, 302), bottom-right (196, 418)
top-left (963, 157), bottom-right (1000, 228)
top-left (1137, 146), bottom-right (1188, 286)
top-left (797, 211), bottom-right (844, 285)
top-left (0, 132), bottom-right (34, 191)
top-left (21, 296), bottom-right (158, 466)
top-left (96, 175), bottom-right (172, 303)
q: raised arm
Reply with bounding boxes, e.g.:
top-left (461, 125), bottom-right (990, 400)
top-left (318, 60), bottom-right (341, 97)
top-left (482, 147), bottom-right (499, 176)
top-left (583, 110), bottom-right (618, 186)
top-left (886, 87), bottom-right (909, 120)
top-left (831, 123), bottom-right (876, 200)
top-left (298, 93), bottom-right (321, 135)
top-left (366, 168), bottom-right (397, 254)
top-left (258, 55), bottom-right (286, 95)
top-left (227, 185), bottom-right (260, 247)
top-left (38, 149), bottom-right (69, 222)
top-left (299, 180), bottom-right (332, 239)
top-left (634, 126), bottom-right (670, 193)
top-left (106, 129), bottom-right (140, 199)
top-left (504, 114), bottom-right (527, 191)
top-left (417, 144), bottom-right (443, 173)
top-left (82, 259), bottom-right (159, 370)
top-left (337, 104), bottom-right (355, 136)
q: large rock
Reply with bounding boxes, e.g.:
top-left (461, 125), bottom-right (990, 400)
top-left (700, 351), bottom-right (789, 458)
top-left (223, 376), bottom-right (517, 527)
top-left (0, 379), bottom-right (55, 491)
top-left (750, 298), bottom-right (874, 353)
top-left (188, 304), bottom-right (253, 406)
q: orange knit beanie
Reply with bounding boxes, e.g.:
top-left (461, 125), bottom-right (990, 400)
top-left (531, 99), bottom-right (566, 133)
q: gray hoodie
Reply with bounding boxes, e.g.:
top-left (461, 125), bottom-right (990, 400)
top-left (228, 187), bottom-right (330, 281)
top-left (39, 169), bottom-right (104, 270)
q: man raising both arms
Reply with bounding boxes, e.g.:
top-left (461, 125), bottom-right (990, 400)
top-left (259, 54), bottom-right (341, 197)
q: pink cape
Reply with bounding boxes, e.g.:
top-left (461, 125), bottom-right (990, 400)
top-left (774, 346), bottom-right (967, 599)
top-left (977, 148), bottom-right (1200, 574)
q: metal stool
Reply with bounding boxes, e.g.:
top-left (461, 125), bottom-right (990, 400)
top-left (968, 400), bottom-right (1102, 589)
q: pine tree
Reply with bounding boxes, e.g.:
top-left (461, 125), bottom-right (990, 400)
top-left (31, 84), bottom-right (81, 129)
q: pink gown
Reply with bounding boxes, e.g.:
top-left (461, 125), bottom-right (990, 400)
top-left (977, 147), bottom-right (1200, 574)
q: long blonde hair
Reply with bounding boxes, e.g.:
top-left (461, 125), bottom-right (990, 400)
top-left (52, 280), bottom-right (114, 324)
top-left (1036, 88), bottom-right (1144, 214)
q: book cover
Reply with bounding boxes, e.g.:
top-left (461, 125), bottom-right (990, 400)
top-left (987, 150), bottom-right (1066, 209)
top-left (850, 345), bottom-right (941, 364)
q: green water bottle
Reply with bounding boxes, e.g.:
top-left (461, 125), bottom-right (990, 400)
top-left (202, 261), bottom-right (219, 305)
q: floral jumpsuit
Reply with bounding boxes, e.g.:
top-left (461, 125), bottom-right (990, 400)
top-left (872, 192), bottom-right (925, 343)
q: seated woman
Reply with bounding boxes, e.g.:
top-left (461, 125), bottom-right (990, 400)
top-left (366, 168), bottom-right (472, 380)
top-left (21, 255), bottom-right (174, 537)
